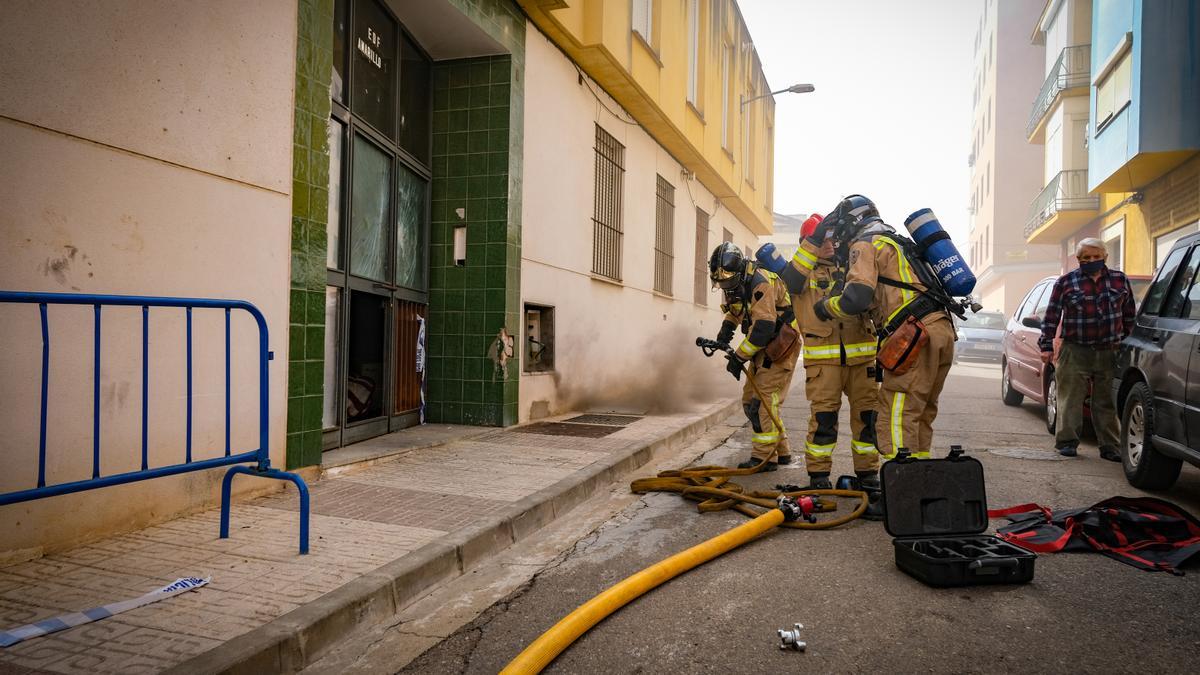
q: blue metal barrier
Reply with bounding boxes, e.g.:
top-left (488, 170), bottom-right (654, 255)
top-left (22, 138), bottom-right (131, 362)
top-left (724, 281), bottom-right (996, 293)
top-left (0, 291), bottom-right (310, 554)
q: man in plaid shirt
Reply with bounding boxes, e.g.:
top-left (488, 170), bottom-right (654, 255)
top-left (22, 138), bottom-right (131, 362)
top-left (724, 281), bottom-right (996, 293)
top-left (1039, 238), bottom-right (1136, 460)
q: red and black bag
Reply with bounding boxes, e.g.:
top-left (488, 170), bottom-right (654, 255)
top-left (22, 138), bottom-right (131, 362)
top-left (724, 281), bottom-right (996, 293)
top-left (989, 497), bottom-right (1200, 575)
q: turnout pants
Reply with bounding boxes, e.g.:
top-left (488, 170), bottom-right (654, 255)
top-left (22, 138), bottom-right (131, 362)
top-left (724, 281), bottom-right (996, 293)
top-left (743, 348), bottom-right (799, 461)
top-left (876, 317), bottom-right (956, 459)
top-left (1055, 342), bottom-right (1120, 451)
top-left (803, 362), bottom-right (880, 474)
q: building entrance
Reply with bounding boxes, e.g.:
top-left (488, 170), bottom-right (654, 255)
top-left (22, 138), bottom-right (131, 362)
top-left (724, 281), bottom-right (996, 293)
top-left (323, 0), bottom-right (431, 449)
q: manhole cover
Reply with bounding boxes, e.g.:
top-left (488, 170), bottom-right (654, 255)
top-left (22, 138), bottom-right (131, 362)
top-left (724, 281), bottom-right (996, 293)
top-left (564, 414), bottom-right (643, 426)
top-left (513, 422), bottom-right (618, 438)
top-left (987, 447), bottom-right (1072, 461)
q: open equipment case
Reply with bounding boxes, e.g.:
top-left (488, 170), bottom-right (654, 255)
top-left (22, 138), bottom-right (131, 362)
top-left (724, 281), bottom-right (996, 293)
top-left (880, 446), bottom-right (1036, 587)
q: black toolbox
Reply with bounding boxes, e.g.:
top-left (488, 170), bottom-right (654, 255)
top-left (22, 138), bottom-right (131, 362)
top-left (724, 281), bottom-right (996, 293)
top-left (880, 446), bottom-right (1035, 587)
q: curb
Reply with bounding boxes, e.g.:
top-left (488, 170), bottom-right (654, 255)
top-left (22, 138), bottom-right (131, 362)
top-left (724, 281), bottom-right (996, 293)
top-left (165, 398), bottom-right (741, 675)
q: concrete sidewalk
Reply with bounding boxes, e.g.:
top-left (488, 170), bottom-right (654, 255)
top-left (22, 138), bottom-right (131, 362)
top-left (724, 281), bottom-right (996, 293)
top-left (0, 400), bottom-right (737, 674)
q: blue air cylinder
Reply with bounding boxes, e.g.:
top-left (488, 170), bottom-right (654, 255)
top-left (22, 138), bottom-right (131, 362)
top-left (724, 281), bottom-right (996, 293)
top-left (904, 208), bottom-right (976, 296)
top-left (754, 243), bottom-right (787, 274)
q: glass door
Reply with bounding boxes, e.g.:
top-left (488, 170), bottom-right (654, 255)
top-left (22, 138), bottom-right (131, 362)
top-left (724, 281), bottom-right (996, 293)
top-left (322, 0), bottom-right (431, 450)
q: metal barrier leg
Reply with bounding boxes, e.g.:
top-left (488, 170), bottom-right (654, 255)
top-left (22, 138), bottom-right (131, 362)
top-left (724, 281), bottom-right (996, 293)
top-left (218, 465), bottom-right (310, 555)
top-left (218, 465), bottom-right (251, 541)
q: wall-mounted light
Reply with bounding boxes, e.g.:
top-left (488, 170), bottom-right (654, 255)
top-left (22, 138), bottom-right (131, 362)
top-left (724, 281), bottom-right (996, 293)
top-left (454, 226), bottom-right (467, 266)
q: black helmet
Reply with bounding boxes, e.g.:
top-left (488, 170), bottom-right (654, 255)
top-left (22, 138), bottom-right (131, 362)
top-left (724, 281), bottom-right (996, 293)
top-left (829, 194), bottom-right (881, 242)
top-left (709, 242), bottom-right (749, 291)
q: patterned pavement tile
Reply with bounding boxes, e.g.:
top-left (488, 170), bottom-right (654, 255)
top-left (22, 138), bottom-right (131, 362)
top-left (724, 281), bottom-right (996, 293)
top-left (0, 407), bottom-right (721, 672)
top-left (257, 479), bottom-right (505, 532)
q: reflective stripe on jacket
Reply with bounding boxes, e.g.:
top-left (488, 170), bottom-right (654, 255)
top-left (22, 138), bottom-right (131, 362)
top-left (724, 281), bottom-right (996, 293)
top-left (793, 259), bottom-right (877, 366)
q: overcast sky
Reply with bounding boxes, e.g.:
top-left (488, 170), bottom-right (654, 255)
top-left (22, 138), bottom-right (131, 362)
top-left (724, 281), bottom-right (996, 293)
top-left (739, 0), bottom-right (982, 247)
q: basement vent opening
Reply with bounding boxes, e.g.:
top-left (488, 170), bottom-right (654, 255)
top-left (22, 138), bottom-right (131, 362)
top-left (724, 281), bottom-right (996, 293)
top-left (514, 422), bottom-right (619, 438)
top-left (564, 414), bottom-right (643, 426)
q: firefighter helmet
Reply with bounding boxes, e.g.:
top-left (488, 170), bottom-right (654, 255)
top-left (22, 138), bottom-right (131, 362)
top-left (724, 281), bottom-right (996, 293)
top-left (709, 242), bottom-right (749, 291)
top-left (830, 194), bottom-right (881, 243)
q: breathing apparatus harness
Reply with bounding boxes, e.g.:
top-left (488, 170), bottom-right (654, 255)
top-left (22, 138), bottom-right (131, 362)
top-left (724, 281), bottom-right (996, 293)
top-left (832, 217), bottom-right (977, 339)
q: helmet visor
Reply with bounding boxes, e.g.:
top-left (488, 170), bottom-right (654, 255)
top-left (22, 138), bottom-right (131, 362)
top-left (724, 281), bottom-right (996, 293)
top-left (714, 271), bottom-right (742, 290)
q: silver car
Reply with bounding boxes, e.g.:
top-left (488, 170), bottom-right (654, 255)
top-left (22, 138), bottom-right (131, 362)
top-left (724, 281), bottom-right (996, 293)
top-left (954, 311), bottom-right (1006, 364)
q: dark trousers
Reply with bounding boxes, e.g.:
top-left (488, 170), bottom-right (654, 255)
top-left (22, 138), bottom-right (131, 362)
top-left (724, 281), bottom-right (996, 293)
top-left (1055, 342), bottom-right (1120, 451)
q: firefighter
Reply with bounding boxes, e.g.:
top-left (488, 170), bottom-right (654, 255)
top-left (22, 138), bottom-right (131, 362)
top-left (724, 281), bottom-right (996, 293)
top-left (709, 242), bottom-right (801, 471)
top-left (791, 196), bottom-right (956, 464)
top-left (790, 214), bottom-right (881, 490)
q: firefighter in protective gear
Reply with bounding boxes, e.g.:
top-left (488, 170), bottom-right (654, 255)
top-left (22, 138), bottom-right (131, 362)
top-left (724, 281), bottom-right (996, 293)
top-left (792, 195), bottom-right (956, 462)
top-left (790, 214), bottom-right (881, 490)
top-left (709, 242), bottom-right (801, 472)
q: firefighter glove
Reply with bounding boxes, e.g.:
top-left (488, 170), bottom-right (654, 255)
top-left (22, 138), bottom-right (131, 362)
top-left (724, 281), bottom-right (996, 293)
top-left (813, 299), bottom-right (834, 322)
top-left (725, 353), bottom-right (745, 381)
top-left (715, 320), bottom-right (736, 346)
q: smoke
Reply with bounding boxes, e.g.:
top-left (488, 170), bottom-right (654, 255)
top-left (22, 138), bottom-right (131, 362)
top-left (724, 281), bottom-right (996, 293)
top-left (553, 322), bottom-right (736, 415)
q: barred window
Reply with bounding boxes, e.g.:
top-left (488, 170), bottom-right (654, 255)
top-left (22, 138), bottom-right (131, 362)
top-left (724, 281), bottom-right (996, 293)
top-left (694, 208), bottom-right (710, 305)
top-left (592, 125), bottom-right (625, 281)
top-left (654, 175), bottom-right (675, 295)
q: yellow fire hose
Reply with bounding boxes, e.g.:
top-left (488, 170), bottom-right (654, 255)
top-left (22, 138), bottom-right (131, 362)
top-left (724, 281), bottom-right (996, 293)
top-left (500, 358), bottom-right (870, 674)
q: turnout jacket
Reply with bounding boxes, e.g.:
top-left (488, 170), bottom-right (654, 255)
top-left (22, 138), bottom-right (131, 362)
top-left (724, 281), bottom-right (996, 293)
top-left (794, 258), bottom-right (877, 366)
top-left (720, 267), bottom-right (795, 361)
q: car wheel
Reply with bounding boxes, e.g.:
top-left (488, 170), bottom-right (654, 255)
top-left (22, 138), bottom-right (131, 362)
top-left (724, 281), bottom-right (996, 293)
top-left (1121, 382), bottom-right (1182, 490)
top-left (1045, 378), bottom-right (1058, 435)
top-left (1001, 361), bottom-right (1023, 406)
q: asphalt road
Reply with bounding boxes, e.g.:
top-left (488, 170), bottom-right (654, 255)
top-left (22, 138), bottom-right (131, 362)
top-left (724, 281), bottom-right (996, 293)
top-left (400, 361), bottom-right (1200, 674)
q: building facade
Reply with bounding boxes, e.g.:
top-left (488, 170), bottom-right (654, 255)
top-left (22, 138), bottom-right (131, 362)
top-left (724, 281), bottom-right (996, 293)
top-left (0, 0), bottom-right (776, 554)
top-left (1086, 0), bottom-right (1199, 272)
top-left (1023, 0), bottom-right (1198, 277)
top-left (516, 0), bottom-right (773, 420)
top-left (967, 0), bottom-right (1060, 317)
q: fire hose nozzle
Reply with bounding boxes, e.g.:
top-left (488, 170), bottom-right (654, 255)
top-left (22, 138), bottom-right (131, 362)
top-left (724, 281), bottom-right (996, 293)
top-left (778, 623), bottom-right (806, 651)
top-left (777, 496), bottom-right (817, 523)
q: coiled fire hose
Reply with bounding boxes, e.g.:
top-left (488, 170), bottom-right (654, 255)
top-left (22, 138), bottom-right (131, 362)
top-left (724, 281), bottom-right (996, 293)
top-left (500, 342), bottom-right (869, 674)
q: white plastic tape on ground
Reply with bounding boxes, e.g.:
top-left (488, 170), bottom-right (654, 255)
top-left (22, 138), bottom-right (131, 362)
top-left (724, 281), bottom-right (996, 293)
top-left (0, 576), bottom-right (210, 647)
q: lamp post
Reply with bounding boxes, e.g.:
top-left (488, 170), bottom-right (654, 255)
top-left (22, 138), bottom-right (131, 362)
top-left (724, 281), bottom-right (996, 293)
top-left (741, 83), bottom-right (815, 108)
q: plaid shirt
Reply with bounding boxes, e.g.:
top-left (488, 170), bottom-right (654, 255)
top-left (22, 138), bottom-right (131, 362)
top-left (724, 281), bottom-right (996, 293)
top-left (1038, 267), bottom-right (1136, 352)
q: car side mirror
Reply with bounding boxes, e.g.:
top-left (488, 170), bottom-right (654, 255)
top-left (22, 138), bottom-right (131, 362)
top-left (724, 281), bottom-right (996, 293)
top-left (1021, 316), bottom-right (1042, 329)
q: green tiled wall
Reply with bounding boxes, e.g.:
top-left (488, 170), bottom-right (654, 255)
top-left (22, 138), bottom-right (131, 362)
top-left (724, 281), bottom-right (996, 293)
top-left (286, 0), bottom-right (524, 457)
top-left (426, 48), bottom-right (523, 427)
top-left (286, 0), bottom-right (334, 469)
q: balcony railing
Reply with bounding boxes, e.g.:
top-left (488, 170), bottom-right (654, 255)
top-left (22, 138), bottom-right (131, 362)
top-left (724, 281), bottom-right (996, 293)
top-left (1025, 170), bottom-right (1100, 238)
top-left (968, 150), bottom-right (976, 167)
top-left (1027, 44), bottom-right (1091, 138)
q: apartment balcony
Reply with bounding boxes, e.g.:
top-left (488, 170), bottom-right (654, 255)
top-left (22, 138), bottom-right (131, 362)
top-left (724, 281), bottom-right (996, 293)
top-left (968, 150), bottom-right (975, 167)
top-left (1027, 44), bottom-right (1091, 142)
top-left (1025, 170), bottom-right (1100, 244)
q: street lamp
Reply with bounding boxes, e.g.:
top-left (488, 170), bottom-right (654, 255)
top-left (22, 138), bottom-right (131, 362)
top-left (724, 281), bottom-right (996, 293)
top-left (741, 83), bottom-right (815, 108)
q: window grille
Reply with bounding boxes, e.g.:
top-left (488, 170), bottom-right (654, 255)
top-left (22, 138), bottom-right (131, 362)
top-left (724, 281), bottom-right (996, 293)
top-left (694, 208), bottom-right (710, 305)
top-left (654, 175), bottom-right (675, 295)
top-left (592, 125), bottom-right (625, 280)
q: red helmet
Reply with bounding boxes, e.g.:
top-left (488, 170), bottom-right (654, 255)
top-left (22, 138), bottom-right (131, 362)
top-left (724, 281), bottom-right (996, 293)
top-left (799, 213), bottom-right (823, 240)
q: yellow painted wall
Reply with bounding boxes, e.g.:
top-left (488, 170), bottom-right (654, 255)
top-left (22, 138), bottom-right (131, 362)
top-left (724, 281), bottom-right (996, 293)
top-left (519, 0), bottom-right (775, 235)
top-left (1097, 192), bottom-right (1151, 275)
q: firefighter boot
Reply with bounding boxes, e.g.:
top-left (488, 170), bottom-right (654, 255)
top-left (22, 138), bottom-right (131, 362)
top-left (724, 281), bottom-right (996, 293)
top-left (799, 471), bottom-right (831, 490)
top-left (737, 457), bottom-right (778, 472)
top-left (857, 470), bottom-right (885, 521)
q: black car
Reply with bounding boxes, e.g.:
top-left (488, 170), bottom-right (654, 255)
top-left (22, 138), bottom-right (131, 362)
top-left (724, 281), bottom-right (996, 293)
top-left (954, 310), bottom-right (1006, 363)
top-left (1113, 230), bottom-right (1200, 490)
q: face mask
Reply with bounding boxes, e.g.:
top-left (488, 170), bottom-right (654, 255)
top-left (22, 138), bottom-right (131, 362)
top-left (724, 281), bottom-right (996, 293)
top-left (1079, 259), bottom-right (1106, 274)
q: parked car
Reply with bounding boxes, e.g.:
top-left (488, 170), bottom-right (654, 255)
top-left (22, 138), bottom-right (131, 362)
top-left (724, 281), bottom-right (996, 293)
top-left (1113, 231), bottom-right (1200, 490)
top-left (953, 310), bottom-right (1006, 363)
top-left (1001, 277), bottom-right (1061, 433)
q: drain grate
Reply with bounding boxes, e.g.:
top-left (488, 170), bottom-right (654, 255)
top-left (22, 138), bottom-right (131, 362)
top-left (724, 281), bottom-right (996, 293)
top-left (564, 413), bottom-right (643, 427)
top-left (513, 422), bottom-right (619, 438)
